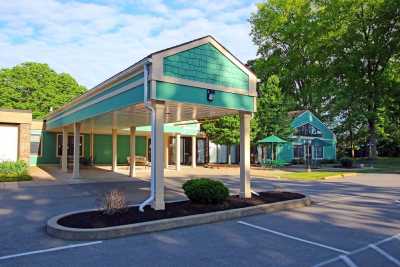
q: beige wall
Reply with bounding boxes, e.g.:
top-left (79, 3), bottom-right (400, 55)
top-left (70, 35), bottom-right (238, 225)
top-left (0, 109), bottom-right (32, 124)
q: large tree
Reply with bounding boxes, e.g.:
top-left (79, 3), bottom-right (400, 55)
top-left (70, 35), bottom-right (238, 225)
top-left (255, 75), bottom-right (292, 140)
top-left (250, 0), bottom-right (400, 158)
top-left (0, 62), bottom-right (86, 119)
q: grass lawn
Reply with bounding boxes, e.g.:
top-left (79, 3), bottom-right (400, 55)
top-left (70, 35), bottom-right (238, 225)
top-left (0, 174), bottom-right (32, 182)
top-left (275, 171), bottom-right (346, 180)
top-left (355, 157), bottom-right (400, 173)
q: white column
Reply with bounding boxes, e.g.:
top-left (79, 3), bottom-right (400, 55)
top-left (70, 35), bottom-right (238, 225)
top-left (90, 129), bottom-right (94, 163)
top-left (129, 126), bottom-right (136, 177)
top-left (72, 122), bottom-right (80, 179)
top-left (240, 112), bottom-right (251, 198)
top-left (191, 135), bottom-right (196, 168)
top-left (61, 127), bottom-right (68, 172)
top-left (112, 129), bottom-right (117, 172)
top-left (164, 134), bottom-right (169, 169)
top-left (151, 102), bottom-right (165, 210)
top-left (175, 134), bottom-right (181, 171)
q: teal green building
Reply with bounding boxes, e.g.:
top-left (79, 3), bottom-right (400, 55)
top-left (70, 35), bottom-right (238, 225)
top-left (259, 111), bottom-right (337, 163)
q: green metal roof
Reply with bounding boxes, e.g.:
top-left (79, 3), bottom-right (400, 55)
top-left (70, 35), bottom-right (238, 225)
top-left (258, 135), bottom-right (287, 144)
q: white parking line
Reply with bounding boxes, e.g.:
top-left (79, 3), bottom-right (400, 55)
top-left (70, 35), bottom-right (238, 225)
top-left (0, 241), bottom-right (103, 261)
top-left (314, 233), bottom-right (400, 267)
top-left (237, 221), bottom-right (349, 254)
top-left (369, 244), bottom-right (400, 266)
top-left (339, 255), bottom-right (358, 267)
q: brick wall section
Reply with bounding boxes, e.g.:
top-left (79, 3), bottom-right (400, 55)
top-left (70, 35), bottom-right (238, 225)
top-left (163, 43), bottom-right (249, 90)
top-left (18, 123), bottom-right (31, 162)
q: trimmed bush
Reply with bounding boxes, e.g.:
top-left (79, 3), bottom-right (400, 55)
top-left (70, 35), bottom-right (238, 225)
top-left (340, 157), bottom-right (353, 168)
top-left (183, 178), bottom-right (229, 204)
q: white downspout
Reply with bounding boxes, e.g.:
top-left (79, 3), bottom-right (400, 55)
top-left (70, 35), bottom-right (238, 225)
top-left (139, 59), bottom-right (156, 212)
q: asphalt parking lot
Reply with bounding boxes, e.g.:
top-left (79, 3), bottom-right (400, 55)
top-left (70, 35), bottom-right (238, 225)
top-left (0, 172), bottom-right (399, 267)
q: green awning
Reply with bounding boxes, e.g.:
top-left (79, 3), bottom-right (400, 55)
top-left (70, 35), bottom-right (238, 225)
top-left (258, 135), bottom-right (287, 144)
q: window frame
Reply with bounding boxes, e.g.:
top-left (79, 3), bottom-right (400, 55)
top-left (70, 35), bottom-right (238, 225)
top-left (30, 133), bottom-right (43, 157)
top-left (56, 134), bottom-right (84, 158)
top-left (293, 144), bottom-right (305, 159)
top-left (295, 123), bottom-right (323, 137)
top-left (313, 145), bottom-right (324, 160)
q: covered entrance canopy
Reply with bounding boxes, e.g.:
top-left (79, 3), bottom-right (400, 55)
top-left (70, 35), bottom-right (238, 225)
top-left (45, 36), bottom-right (257, 210)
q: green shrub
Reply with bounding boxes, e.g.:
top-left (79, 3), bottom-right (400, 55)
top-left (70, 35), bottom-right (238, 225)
top-left (0, 160), bottom-right (28, 176)
top-left (0, 160), bottom-right (31, 182)
top-left (182, 178), bottom-right (229, 204)
top-left (340, 157), bottom-right (353, 168)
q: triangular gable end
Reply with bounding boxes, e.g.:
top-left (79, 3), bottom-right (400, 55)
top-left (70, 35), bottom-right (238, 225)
top-left (150, 36), bottom-right (257, 96)
top-left (291, 111), bottom-right (335, 140)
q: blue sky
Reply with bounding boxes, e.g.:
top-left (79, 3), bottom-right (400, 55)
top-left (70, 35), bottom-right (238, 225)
top-left (0, 0), bottom-right (259, 88)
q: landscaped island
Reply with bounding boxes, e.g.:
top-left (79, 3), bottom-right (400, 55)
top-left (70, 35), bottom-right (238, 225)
top-left (58, 191), bottom-right (305, 229)
top-left (47, 178), bottom-right (310, 240)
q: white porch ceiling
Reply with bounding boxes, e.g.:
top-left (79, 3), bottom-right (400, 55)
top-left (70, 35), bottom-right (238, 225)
top-left (48, 101), bottom-right (238, 134)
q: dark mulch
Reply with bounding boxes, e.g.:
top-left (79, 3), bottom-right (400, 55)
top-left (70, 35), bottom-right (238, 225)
top-left (58, 191), bottom-right (305, 229)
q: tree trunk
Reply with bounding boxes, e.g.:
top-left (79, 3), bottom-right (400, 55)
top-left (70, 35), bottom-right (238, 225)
top-left (227, 144), bottom-right (231, 165)
top-left (368, 118), bottom-right (378, 159)
top-left (350, 126), bottom-right (355, 158)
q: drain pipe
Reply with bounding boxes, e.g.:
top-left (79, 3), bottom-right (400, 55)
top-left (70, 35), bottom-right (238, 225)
top-left (139, 59), bottom-right (155, 212)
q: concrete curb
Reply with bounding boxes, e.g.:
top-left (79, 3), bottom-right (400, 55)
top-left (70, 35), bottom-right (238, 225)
top-left (47, 196), bottom-right (312, 241)
top-left (324, 172), bottom-right (358, 179)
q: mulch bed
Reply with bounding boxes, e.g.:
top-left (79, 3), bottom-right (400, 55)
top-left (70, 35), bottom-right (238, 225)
top-left (58, 191), bottom-right (305, 229)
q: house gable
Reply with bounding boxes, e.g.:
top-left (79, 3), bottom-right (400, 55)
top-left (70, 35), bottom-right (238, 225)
top-left (163, 43), bottom-right (249, 91)
top-left (150, 35), bottom-right (257, 97)
top-left (291, 111), bottom-right (335, 140)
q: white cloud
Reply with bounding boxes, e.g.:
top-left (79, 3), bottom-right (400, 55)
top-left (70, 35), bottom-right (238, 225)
top-left (0, 0), bottom-right (258, 88)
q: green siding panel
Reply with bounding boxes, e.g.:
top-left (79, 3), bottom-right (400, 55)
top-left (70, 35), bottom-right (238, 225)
top-left (156, 81), bottom-right (254, 112)
top-left (47, 84), bottom-right (145, 129)
top-left (30, 132), bottom-right (146, 166)
top-left (49, 73), bottom-right (143, 123)
top-left (164, 43), bottom-right (249, 91)
top-left (30, 132), bottom-right (59, 165)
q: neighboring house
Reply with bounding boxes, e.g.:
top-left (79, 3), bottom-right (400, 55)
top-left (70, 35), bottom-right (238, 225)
top-left (259, 110), bottom-right (337, 163)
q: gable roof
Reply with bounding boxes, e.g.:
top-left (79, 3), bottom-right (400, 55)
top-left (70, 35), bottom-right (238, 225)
top-left (291, 110), bottom-right (335, 140)
top-left (47, 35), bottom-right (257, 121)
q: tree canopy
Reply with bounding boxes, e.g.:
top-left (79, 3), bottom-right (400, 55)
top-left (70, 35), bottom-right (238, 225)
top-left (250, 0), bottom-right (400, 158)
top-left (254, 75), bottom-right (293, 140)
top-left (0, 62), bottom-right (86, 119)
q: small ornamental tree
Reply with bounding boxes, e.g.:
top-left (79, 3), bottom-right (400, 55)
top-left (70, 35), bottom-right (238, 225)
top-left (201, 115), bottom-right (257, 164)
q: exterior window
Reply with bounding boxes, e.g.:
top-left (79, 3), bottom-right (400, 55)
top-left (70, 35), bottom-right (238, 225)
top-left (56, 134), bottom-right (84, 157)
top-left (30, 133), bottom-right (42, 157)
top-left (314, 145), bottom-right (324, 159)
top-left (293, 145), bottom-right (304, 158)
top-left (295, 124), bottom-right (322, 137)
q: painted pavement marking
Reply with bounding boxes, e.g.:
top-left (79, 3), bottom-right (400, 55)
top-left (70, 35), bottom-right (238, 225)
top-left (0, 241), bottom-right (103, 261)
top-left (237, 220), bottom-right (349, 254)
top-left (339, 255), bottom-right (359, 267)
top-left (369, 244), bottom-right (400, 266)
top-left (314, 233), bottom-right (400, 267)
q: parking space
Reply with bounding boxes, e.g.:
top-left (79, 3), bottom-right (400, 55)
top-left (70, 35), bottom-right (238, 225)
top-left (0, 172), bottom-right (399, 266)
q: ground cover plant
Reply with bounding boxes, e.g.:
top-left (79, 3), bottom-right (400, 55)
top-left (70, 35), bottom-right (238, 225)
top-left (0, 160), bottom-right (32, 182)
